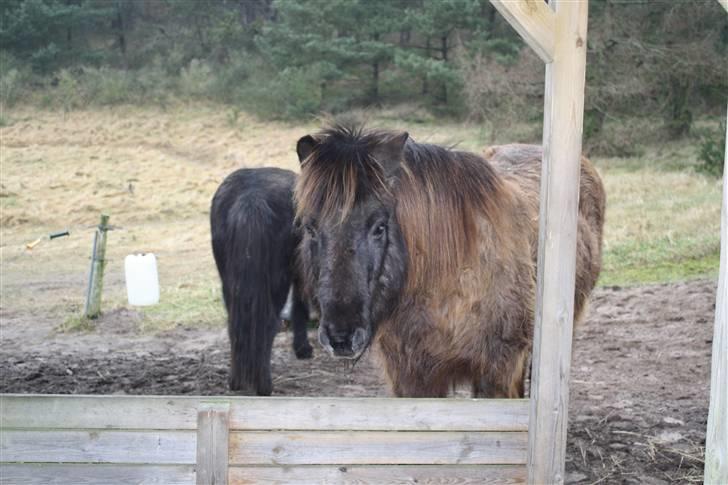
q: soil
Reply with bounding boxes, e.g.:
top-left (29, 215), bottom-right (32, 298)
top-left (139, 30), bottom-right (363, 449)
top-left (0, 279), bottom-right (717, 484)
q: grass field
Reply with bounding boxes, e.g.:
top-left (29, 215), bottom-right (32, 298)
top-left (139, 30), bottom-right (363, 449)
top-left (0, 104), bottom-right (722, 331)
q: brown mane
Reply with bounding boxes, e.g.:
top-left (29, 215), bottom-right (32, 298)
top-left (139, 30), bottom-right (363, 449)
top-left (295, 124), bottom-right (508, 292)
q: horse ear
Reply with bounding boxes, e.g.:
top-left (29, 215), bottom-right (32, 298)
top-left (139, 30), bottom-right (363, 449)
top-left (297, 135), bottom-right (319, 164)
top-left (374, 131), bottom-right (408, 178)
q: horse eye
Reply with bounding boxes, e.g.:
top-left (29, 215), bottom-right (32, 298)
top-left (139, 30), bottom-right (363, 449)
top-left (372, 222), bottom-right (387, 239)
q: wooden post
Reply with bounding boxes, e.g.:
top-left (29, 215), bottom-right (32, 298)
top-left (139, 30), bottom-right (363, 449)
top-left (196, 402), bottom-right (230, 485)
top-left (528, 2), bottom-right (588, 484)
top-left (84, 214), bottom-right (110, 319)
top-left (705, 107), bottom-right (728, 485)
top-left (487, 0), bottom-right (589, 482)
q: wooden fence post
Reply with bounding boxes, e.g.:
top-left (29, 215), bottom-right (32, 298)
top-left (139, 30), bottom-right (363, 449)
top-left (84, 214), bottom-right (110, 319)
top-left (527, 1), bottom-right (588, 483)
top-left (704, 106), bottom-right (728, 485)
top-left (196, 402), bottom-right (230, 485)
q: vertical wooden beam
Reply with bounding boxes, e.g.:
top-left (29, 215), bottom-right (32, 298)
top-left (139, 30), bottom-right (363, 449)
top-left (527, 1), bottom-right (589, 484)
top-left (705, 107), bottom-right (728, 485)
top-left (196, 402), bottom-right (230, 485)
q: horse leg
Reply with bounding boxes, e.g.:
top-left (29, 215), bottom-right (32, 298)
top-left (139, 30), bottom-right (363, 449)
top-left (390, 371), bottom-right (449, 398)
top-left (378, 346), bottom-right (449, 397)
top-left (291, 288), bottom-right (313, 359)
top-left (472, 348), bottom-right (529, 398)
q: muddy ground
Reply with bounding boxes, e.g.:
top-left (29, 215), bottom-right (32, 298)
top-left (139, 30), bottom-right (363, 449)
top-left (0, 279), bottom-right (717, 484)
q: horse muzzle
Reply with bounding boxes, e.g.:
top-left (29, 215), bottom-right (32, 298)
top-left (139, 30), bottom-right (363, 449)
top-left (318, 324), bottom-right (369, 359)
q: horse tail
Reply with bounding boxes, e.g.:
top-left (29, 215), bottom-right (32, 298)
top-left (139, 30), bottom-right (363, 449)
top-left (227, 198), bottom-right (286, 395)
top-left (211, 172), bottom-right (295, 396)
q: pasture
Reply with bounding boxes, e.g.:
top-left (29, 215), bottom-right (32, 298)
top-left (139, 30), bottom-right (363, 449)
top-left (0, 105), bottom-right (723, 482)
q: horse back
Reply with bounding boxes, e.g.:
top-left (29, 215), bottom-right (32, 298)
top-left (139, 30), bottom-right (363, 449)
top-left (483, 143), bottom-right (606, 322)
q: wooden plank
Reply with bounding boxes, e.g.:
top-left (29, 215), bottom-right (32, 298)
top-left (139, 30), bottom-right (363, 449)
top-left (197, 403), bottom-right (230, 485)
top-left (228, 431), bottom-right (527, 466)
top-left (527, 1), bottom-right (589, 484)
top-left (0, 430), bottom-right (196, 465)
top-left (489, 0), bottom-right (555, 63)
top-left (229, 398), bottom-right (528, 432)
top-left (705, 108), bottom-right (728, 485)
top-left (0, 395), bottom-right (199, 430)
top-left (0, 464), bottom-right (195, 484)
top-left (0, 395), bottom-right (528, 432)
top-left (719, 0), bottom-right (728, 13)
top-left (228, 464), bottom-right (527, 484)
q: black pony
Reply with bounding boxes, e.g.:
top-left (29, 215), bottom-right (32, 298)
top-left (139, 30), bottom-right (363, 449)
top-left (210, 167), bottom-right (313, 395)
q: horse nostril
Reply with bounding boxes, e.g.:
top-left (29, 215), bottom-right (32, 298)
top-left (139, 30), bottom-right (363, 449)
top-left (329, 333), bottom-right (350, 349)
top-left (326, 328), bottom-right (354, 355)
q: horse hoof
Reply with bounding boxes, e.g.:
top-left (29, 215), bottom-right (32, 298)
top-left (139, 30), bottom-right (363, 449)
top-left (295, 344), bottom-right (314, 359)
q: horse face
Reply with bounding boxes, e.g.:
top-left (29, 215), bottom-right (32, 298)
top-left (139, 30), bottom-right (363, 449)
top-left (301, 199), bottom-right (407, 359)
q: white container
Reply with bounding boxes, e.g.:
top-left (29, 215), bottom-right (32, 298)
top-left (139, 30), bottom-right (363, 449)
top-left (124, 253), bottom-right (160, 306)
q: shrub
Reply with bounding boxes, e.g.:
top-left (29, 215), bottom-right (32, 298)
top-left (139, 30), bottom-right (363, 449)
top-left (0, 69), bottom-right (23, 107)
top-left (209, 52), bottom-right (254, 103)
top-left (56, 69), bottom-right (84, 112)
top-left (0, 52), bottom-right (31, 107)
top-left (697, 124), bottom-right (725, 178)
top-left (81, 67), bottom-right (134, 105)
top-left (179, 59), bottom-right (214, 98)
top-left (135, 61), bottom-right (175, 107)
top-left (238, 64), bottom-right (323, 120)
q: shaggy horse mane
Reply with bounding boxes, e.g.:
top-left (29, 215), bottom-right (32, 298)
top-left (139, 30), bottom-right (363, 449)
top-left (295, 124), bottom-right (506, 291)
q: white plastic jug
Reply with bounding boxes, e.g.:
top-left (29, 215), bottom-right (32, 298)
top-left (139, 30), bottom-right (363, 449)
top-left (124, 253), bottom-right (160, 306)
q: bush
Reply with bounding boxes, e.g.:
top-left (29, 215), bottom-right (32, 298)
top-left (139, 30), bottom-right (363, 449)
top-left (56, 69), bottom-right (84, 112)
top-left (179, 59), bottom-right (214, 98)
top-left (0, 52), bottom-right (31, 107)
top-left (697, 124), bottom-right (725, 178)
top-left (81, 67), bottom-right (134, 105)
top-left (238, 64), bottom-right (323, 120)
top-left (209, 53), bottom-right (254, 103)
top-left (135, 61), bottom-right (176, 107)
top-left (0, 69), bottom-right (23, 107)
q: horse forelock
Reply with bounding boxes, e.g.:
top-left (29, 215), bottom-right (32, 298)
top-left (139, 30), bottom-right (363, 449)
top-left (295, 124), bottom-right (392, 223)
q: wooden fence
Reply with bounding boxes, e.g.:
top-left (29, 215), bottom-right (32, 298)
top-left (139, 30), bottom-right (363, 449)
top-left (0, 394), bottom-right (529, 484)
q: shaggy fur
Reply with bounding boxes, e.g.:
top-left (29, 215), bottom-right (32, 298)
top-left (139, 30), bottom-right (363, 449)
top-left (296, 125), bottom-right (605, 398)
top-left (211, 167), bottom-right (312, 396)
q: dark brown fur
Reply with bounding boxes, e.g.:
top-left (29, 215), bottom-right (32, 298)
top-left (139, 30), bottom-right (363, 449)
top-left (296, 127), bottom-right (605, 398)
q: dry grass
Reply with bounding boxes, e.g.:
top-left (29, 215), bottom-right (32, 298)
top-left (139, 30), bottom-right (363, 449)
top-left (0, 104), bottom-right (722, 332)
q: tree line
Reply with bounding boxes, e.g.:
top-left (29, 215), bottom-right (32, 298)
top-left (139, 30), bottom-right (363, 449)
top-left (1, 0), bottom-right (726, 144)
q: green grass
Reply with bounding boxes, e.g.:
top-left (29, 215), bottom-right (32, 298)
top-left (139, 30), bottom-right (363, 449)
top-left (58, 314), bottom-right (97, 332)
top-left (600, 238), bottom-right (720, 286)
top-left (594, 141), bottom-right (723, 287)
top-left (137, 279), bottom-right (226, 332)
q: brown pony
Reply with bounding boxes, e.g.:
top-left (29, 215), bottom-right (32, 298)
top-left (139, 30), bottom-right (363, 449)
top-left (295, 125), bottom-right (605, 398)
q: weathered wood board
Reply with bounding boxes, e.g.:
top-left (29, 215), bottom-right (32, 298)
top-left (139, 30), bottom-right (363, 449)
top-left (0, 394), bottom-right (528, 485)
top-left (228, 465), bottom-right (527, 484)
top-left (0, 464), bottom-right (195, 485)
top-left (0, 395), bottom-right (528, 432)
top-left (228, 431), bottom-right (527, 466)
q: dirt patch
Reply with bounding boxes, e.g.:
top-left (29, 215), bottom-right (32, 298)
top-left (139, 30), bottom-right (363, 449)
top-left (0, 279), bottom-right (716, 483)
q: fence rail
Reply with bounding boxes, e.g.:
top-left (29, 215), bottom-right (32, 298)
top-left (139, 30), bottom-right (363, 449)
top-left (0, 394), bottom-right (529, 484)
